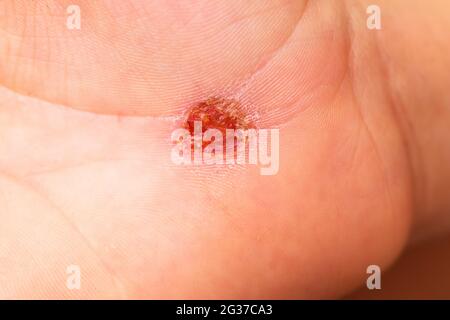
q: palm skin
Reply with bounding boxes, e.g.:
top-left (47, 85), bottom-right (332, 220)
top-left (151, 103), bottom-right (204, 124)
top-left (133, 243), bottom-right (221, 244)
top-left (3, 0), bottom-right (448, 298)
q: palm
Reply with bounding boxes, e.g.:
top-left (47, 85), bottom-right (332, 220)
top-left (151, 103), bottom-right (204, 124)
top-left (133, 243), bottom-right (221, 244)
top-left (0, 0), bottom-right (412, 298)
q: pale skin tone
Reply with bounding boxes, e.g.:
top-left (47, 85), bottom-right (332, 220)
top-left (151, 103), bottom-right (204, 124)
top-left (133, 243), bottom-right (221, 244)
top-left (0, 0), bottom-right (449, 298)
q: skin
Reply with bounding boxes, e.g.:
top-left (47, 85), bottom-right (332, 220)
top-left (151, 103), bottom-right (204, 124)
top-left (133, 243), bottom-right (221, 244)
top-left (0, 0), bottom-right (448, 298)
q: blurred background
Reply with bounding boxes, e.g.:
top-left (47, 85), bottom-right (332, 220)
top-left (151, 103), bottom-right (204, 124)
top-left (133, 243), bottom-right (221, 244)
top-left (349, 233), bottom-right (450, 299)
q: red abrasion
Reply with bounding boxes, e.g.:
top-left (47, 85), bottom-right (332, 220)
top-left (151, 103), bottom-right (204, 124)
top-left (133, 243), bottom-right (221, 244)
top-left (184, 97), bottom-right (254, 135)
top-left (183, 97), bottom-right (256, 154)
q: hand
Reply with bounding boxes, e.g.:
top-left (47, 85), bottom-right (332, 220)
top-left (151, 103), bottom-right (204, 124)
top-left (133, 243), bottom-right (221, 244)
top-left (0, 0), bottom-right (448, 298)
